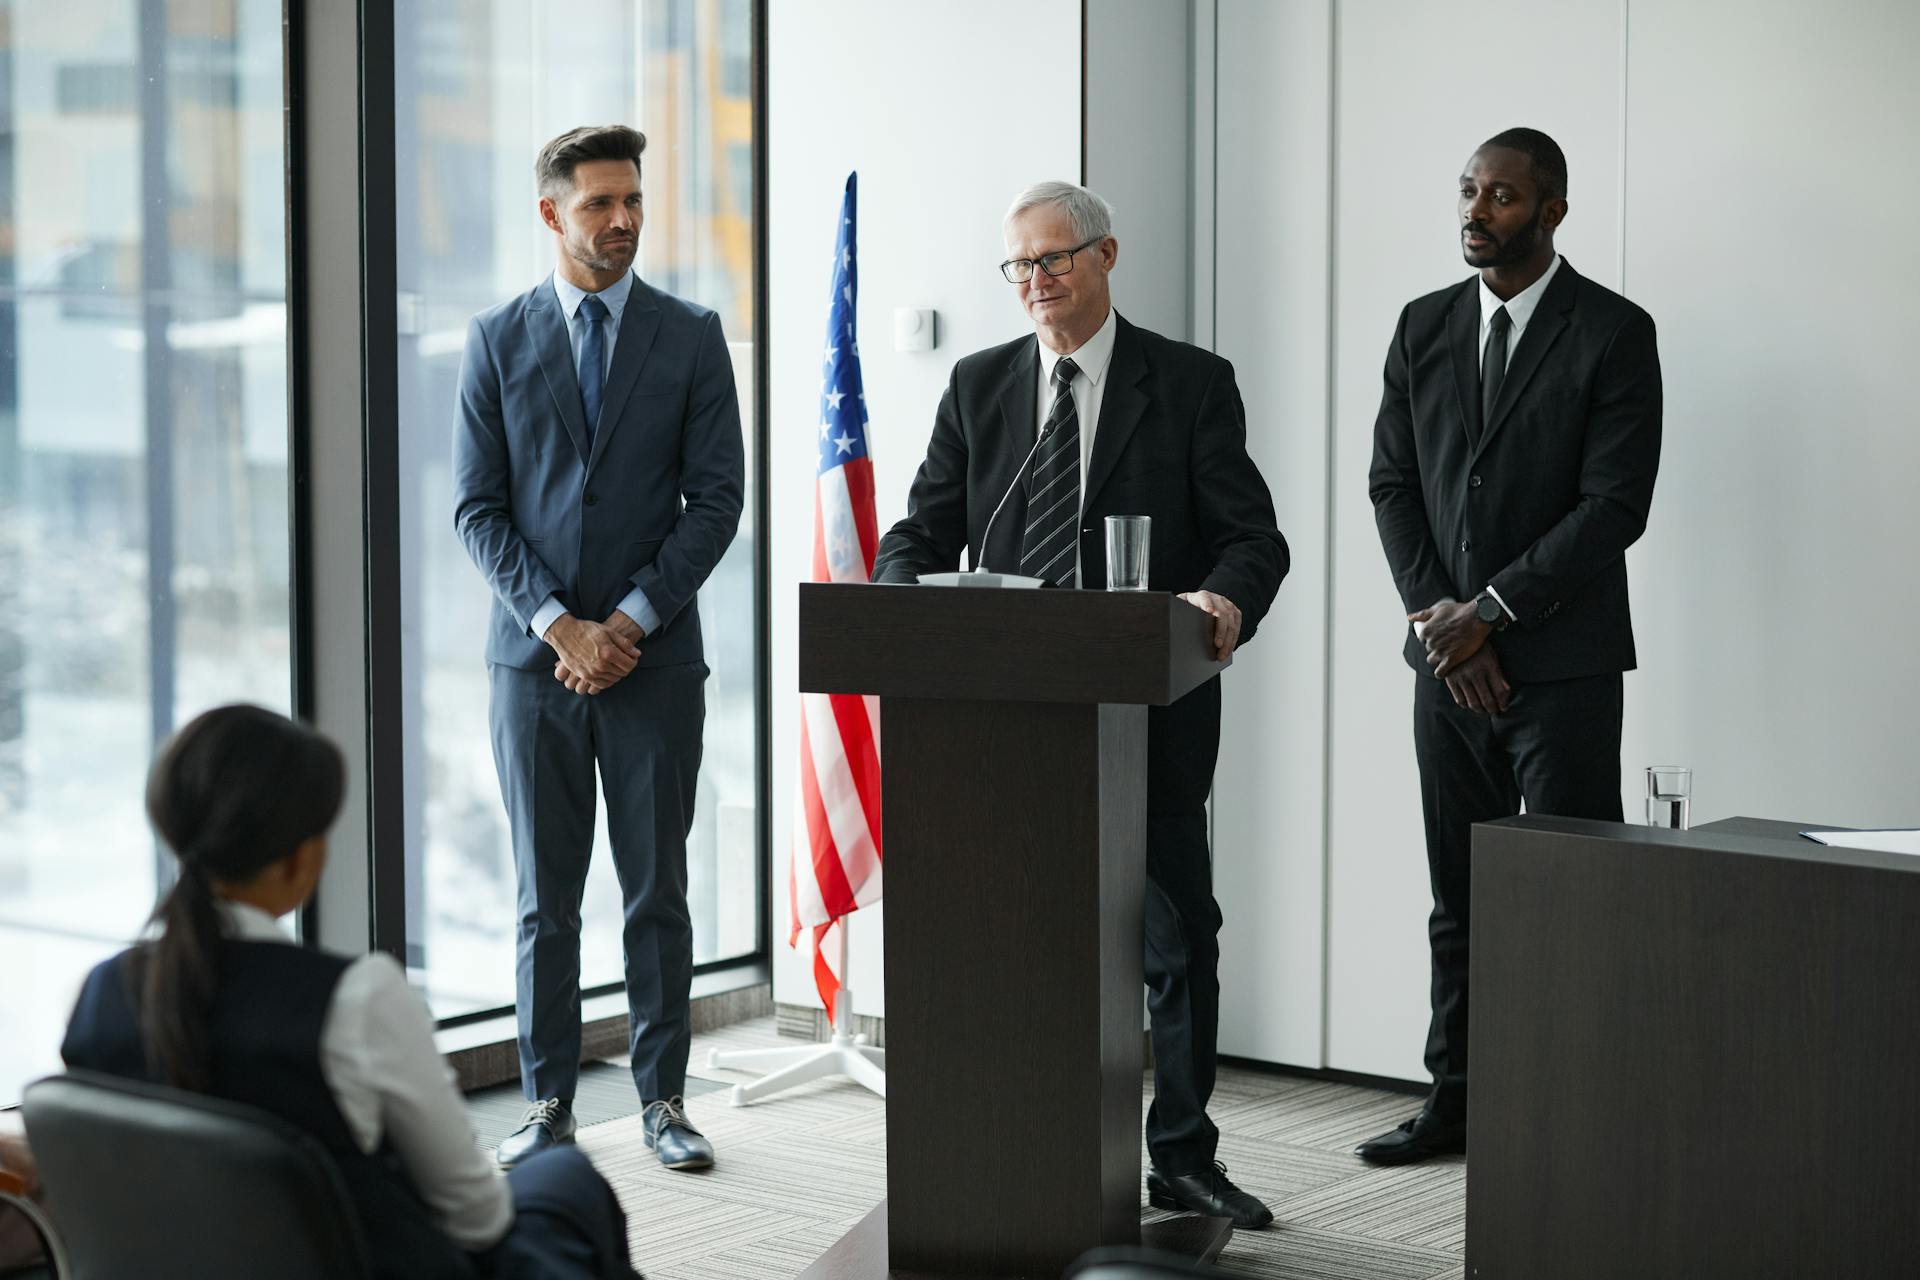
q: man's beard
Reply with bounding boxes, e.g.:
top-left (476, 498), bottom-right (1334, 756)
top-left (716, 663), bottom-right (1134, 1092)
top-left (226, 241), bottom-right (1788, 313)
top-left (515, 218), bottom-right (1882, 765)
top-left (566, 230), bottom-right (635, 273)
top-left (1463, 206), bottom-right (1544, 268)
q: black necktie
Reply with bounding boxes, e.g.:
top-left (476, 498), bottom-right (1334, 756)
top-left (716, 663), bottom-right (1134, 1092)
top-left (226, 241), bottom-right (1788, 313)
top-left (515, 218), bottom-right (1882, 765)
top-left (1479, 305), bottom-right (1511, 444)
top-left (1018, 358), bottom-right (1081, 585)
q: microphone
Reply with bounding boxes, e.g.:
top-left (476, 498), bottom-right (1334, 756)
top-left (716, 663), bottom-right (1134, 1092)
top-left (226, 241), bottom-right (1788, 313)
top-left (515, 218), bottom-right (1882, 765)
top-left (972, 419), bottom-right (1054, 575)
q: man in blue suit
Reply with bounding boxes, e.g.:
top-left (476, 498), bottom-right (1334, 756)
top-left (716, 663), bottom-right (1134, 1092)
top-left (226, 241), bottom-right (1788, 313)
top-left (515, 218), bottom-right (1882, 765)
top-left (453, 124), bottom-right (744, 1172)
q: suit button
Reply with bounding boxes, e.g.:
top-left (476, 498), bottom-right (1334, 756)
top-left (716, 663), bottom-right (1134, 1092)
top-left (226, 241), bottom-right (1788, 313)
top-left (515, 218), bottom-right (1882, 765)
top-left (584, 492), bottom-right (599, 507)
top-left (1460, 539), bottom-right (1471, 552)
top-left (1469, 475), bottom-right (1483, 488)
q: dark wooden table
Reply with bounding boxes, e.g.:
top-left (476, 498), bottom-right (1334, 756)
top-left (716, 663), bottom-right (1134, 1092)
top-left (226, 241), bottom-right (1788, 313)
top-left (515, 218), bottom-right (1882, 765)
top-left (1468, 813), bottom-right (1920, 1278)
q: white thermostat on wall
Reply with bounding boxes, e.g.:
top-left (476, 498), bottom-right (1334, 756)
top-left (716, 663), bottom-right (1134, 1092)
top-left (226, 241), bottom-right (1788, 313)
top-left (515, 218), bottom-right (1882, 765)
top-left (893, 308), bottom-right (938, 353)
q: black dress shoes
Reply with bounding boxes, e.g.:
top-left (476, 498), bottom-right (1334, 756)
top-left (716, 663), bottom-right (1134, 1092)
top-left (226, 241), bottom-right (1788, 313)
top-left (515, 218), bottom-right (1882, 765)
top-left (1354, 1110), bottom-right (1466, 1166)
top-left (1147, 1161), bottom-right (1274, 1230)
top-left (642, 1096), bottom-right (714, 1171)
top-left (496, 1098), bottom-right (576, 1169)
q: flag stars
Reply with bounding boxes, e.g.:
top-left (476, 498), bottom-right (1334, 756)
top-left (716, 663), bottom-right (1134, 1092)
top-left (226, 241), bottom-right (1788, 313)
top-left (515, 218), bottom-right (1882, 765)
top-left (833, 432), bottom-right (855, 455)
top-left (823, 344), bottom-right (836, 365)
top-left (819, 422), bottom-right (831, 440)
top-left (825, 390), bottom-right (845, 411)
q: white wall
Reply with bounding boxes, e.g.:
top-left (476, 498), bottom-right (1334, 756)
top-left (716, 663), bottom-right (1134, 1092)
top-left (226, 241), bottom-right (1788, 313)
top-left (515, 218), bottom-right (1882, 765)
top-left (1616, 0), bottom-right (1920, 829)
top-left (1085, 0), bottom-right (1194, 342)
top-left (1208, 0), bottom-right (1334, 1067)
top-left (1211, 0), bottom-right (1920, 1082)
top-left (768, 2), bottom-right (1082, 1016)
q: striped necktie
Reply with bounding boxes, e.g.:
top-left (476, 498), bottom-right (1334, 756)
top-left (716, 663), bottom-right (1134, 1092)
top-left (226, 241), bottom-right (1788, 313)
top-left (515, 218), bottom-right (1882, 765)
top-left (1018, 357), bottom-right (1081, 586)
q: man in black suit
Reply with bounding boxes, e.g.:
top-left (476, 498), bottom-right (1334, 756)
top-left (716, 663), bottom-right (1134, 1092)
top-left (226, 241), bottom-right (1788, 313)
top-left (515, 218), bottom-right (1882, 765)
top-left (1359, 129), bottom-right (1662, 1165)
top-left (873, 180), bottom-right (1288, 1228)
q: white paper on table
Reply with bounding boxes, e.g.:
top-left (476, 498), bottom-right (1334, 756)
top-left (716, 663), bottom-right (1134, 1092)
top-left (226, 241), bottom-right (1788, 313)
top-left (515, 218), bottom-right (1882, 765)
top-left (1801, 829), bottom-right (1920, 856)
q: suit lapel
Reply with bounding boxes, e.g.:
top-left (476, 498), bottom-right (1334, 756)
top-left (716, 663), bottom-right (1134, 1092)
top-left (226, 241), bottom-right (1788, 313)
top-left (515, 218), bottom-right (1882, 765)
top-left (525, 277), bottom-right (592, 468)
top-left (985, 338), bottom-right (1039, 569)
top-left (586, 275), bottom-right (662, 476)
top-left (1083, 314), bottom-right (1147, 508)
top-left (1476, 260), bottom-right (1578, 458)
top-left (1446, 283), bottom-right (1480, 451)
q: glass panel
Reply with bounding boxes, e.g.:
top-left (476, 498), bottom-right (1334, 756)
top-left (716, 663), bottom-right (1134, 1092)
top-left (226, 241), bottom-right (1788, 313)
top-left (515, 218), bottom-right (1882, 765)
top-left (0, 0), bottom-right (291, 1102)
top-left (395, 0), bottom-right (758, 1019)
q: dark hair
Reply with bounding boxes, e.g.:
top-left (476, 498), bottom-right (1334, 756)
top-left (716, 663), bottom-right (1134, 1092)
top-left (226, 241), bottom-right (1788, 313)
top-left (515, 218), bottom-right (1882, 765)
top-left (136, 704), bottom-right (346, 1090)
top-left (1480, 127), bottom-right (1568, 202)
top-left (535, 124), bottom-right (648, 203)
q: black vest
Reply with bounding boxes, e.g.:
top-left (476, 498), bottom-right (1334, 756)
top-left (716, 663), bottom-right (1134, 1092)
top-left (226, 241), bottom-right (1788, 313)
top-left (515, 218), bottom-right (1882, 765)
top-left (62, 939), bottom-right (476, 1280)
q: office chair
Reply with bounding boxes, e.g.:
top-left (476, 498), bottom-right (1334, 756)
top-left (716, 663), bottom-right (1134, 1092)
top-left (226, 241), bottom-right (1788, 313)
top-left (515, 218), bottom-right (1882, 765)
top-left (21, 1071), bottom-right (371, 1280)
top-left (0, 1164), bottom-right (66, 1279)
top-left (1064, 1244), bottom-right (1242, 1279)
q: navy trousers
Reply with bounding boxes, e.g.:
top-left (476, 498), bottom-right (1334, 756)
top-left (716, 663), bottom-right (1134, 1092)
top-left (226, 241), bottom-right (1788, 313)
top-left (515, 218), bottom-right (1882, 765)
top-left (489, 660), bottom-right (707, 1104)
top-left (481, 1146), bottom-right (639, 1279)
top-left (1412, 669), bottom-right (1624, 1120)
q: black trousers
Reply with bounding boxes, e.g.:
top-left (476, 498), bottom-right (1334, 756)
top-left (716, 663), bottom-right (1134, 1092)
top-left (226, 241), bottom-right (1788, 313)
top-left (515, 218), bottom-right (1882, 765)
top-left (1413, 668), bottom-right (1623, 1120)
top-left (1144, 675), bottom-right (1225, 1174)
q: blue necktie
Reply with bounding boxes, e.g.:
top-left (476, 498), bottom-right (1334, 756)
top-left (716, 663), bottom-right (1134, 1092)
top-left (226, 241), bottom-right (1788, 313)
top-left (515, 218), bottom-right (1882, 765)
top-left (577, 293), bottom-right (608, 443)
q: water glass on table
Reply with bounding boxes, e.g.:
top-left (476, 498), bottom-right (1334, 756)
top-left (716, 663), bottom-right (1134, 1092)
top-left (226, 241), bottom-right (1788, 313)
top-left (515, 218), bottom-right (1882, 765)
top-left (1105, 514), bottom-right (1150, 591)
top-left (1646, 765), bottom-right (1691, 829)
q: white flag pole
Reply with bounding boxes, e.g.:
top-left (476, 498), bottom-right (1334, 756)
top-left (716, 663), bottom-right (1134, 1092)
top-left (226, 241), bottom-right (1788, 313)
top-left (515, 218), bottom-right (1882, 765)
top-left (706, 914), bottom-right (886, 1104)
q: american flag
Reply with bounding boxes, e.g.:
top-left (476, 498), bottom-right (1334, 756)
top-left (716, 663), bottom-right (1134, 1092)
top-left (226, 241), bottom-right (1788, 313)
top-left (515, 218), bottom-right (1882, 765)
top-left (791, 172), bottom-right (882, 1021)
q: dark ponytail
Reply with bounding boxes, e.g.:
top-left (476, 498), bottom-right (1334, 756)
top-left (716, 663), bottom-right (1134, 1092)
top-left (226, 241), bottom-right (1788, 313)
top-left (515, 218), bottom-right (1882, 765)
top-left (135, 705), bottom-right (346, 1091)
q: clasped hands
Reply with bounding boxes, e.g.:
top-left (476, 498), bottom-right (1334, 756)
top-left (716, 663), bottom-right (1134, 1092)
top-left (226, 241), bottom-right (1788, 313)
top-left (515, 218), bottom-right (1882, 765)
top-left (1407, 598), bottom-right (1510, 715)
top-left (545, 610), bottom-right (646, 695)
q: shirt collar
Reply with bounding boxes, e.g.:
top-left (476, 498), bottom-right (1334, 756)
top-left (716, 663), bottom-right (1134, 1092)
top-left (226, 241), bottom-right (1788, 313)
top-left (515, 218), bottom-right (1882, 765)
top-left (1478, 253), bottom-right (1563, 335)
top-left (552, 269), bottom-right (635, 324)
top-left (1038, 305), bottom-right (1119, 388)
top-left (215, 898), bottom-right (295, 944)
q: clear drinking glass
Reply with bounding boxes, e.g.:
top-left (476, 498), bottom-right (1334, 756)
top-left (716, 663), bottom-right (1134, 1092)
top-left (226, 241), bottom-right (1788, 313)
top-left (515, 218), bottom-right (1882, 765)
top-left (1646, 766), bottom-right (1692, 830)
top-left (1105, 515), bottom-right (1151, 591)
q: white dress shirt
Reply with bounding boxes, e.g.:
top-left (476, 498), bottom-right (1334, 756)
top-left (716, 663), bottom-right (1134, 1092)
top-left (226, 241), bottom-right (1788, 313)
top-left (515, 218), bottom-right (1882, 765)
top-left (217, 902), bottom-right (511, 1252)
top-left (1035, 306), bottom-right (1119, 581)
top-left (1477, 252), bottom-right (1562, 373)
top-left (1034, 304), bottom-right (1119, 490)
top-left (529, 269), bottom-right (661, 643)
top-left (1473, 253), bottom-right (1563, 622)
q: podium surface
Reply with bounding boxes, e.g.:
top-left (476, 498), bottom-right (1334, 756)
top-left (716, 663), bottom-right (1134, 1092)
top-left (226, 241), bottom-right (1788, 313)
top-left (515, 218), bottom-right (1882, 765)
top-left (1469, 813), bottom-right (1920, 1279)
top-left (797, 583), bottom-right (1226, 1278)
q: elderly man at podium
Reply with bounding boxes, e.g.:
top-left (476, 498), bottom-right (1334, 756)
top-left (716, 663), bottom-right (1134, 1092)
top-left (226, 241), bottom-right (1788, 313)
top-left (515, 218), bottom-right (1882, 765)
top-left (872, 180), bottom-right (1289, 1230)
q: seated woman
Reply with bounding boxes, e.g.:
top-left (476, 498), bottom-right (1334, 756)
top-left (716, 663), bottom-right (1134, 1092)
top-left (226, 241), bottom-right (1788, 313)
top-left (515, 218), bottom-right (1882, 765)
top-left (60, 704), bottom-right (639, 1280)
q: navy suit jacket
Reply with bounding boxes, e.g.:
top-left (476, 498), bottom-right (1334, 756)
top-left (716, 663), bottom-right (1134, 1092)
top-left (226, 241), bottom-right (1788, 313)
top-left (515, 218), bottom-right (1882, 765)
top-left (453, 273), bottom-right (744, 671)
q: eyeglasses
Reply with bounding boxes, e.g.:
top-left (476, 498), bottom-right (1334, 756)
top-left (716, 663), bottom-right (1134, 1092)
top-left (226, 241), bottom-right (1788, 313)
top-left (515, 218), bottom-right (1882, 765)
top-left (1000, 236), bottom-right (1103, 284)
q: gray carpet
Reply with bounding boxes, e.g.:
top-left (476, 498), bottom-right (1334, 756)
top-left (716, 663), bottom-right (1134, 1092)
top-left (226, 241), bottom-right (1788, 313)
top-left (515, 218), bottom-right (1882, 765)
top-left (518, 1017), bottom-right (1466, 1280)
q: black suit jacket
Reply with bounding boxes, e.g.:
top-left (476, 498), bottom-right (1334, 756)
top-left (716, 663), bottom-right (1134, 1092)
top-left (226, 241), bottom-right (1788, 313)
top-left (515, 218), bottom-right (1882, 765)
top-left (873, 313), bottom-right (1288, 645)
top-left (1369, 259), bottom-right (1662, 684)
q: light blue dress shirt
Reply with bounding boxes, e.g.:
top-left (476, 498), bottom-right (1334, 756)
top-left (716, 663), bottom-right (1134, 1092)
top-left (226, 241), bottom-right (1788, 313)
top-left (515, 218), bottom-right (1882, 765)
top-left (530, 270), bottom-right (662, 640)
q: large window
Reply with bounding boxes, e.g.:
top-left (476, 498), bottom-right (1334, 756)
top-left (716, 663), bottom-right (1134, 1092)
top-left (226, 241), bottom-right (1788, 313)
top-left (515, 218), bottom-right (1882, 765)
top-left (393, 0), bottom-right (759, 1019)
top-left (0, 0), bottom-right (291, 1101)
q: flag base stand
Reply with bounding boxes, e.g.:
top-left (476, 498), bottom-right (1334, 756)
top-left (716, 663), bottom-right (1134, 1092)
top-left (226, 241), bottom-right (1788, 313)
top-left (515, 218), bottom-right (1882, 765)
top-left (708, 922), bottom-right (886, 1105)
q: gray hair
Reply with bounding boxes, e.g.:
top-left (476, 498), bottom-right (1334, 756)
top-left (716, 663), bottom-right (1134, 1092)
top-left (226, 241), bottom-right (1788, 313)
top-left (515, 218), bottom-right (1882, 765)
top-left (1004, 180), bottom-right (1114, 242)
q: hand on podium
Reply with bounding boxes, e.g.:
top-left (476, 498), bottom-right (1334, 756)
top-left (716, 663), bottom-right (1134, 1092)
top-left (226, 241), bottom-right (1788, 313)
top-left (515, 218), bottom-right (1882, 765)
top-left (1178, 590), bottom-right (1242, 660)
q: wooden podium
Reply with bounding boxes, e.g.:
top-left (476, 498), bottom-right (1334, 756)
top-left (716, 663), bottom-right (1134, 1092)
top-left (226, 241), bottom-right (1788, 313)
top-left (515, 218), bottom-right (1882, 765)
top-left (797, 583), bottom-right (1229, 1279)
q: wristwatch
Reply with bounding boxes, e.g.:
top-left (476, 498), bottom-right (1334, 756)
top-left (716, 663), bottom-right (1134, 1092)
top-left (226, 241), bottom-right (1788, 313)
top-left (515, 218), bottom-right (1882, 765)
top-left (1473, 589), bottom-right (1510, 631)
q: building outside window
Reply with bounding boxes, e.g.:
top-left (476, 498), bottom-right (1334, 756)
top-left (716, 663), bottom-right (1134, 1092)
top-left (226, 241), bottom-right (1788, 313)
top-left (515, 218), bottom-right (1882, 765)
top-left (0, 0), bottom-right (291, 1103)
